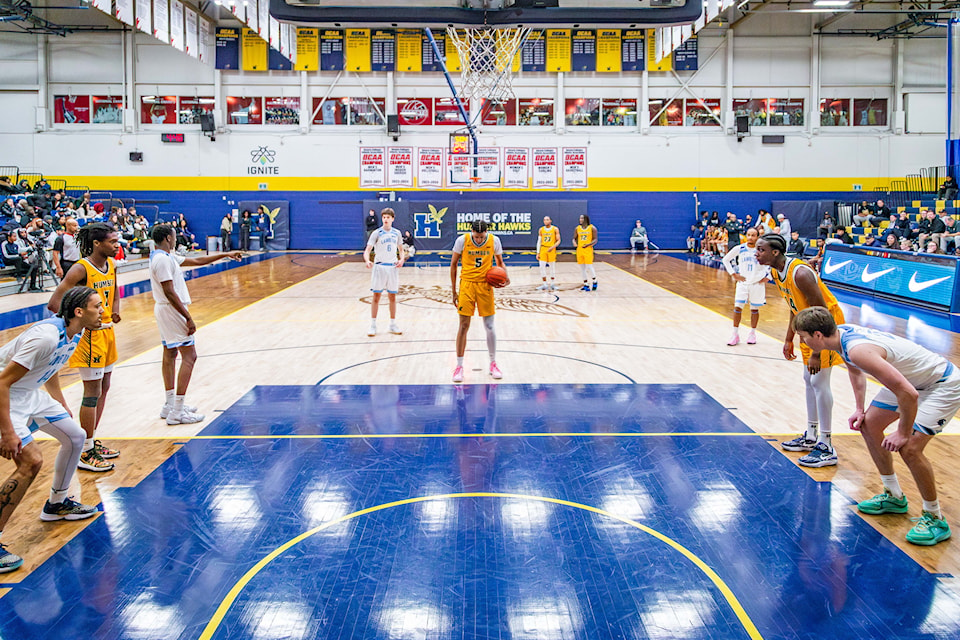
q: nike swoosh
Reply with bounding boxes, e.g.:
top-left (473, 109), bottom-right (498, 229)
top-left (908, 272), bottom-right (951, 292)
top-left (823, 258), bottom-right (852, 274)
top-left (861, 265), bottom-right (895, 283)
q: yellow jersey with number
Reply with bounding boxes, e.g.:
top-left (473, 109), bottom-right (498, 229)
top-left (575, 225), bottom-right (596, 249)
top-left (460, 233), bottom-right (495, 283)
top-left (77, 257), bottom-right (116, 318)
top-left (538, 226), bottom-right (559, 261)
top-left (772, 258), bottom-right (843, 321)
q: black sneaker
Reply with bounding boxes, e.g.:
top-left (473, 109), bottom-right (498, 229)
top-left (40, 497), bottom-right (98, 522)
top-left (0, 543), bottom-right (23, 573)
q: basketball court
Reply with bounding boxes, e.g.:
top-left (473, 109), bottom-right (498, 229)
top-left (0, 251), bottom-right (959, 639)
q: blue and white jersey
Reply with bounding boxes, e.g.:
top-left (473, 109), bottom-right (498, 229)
top-left (0, 317), bottom-right (80, 391)
top-left (721, 242), bottom-right (770, 285)
top-left (367, 227), bottom-right (402, 264)
top-left (838, 324), bottom-right (954, 390)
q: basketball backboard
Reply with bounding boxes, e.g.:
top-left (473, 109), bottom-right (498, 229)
top-left (269, 0), bottom-right (702, 28)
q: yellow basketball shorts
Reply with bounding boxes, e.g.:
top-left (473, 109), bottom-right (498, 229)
top-left (576, 248), bottom-right (594, 265)
top-left (537, 249), bottom-right (556, 262)
top-left (458, 279), bottom-right (495, 317)
top-left (799, 343), bottom-right (843, 369)
top-left (68, 325), bottom-right (118, 370)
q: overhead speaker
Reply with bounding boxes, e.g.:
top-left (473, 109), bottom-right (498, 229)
top-left (199, 113), bottom-right (216, 132)
top-left (129, 151), bottom-right (143, 162)
top-left (386, 114), bottom-right (400, 135)
top-left (735, 115), bottom-right (750, 134)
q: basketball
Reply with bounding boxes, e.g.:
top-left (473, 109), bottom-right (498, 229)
top-left (486, 266), bottom-right (508, 287)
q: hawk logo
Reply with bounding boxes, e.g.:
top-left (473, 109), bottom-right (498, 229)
top-left (414, 204), bottom-right (447, 239)
top-left (939, 418), bottom-right (947, 427)
top-left (93, 355), bottom-right (102, 364)
top-left (257, 205), bottom-right (282, 224)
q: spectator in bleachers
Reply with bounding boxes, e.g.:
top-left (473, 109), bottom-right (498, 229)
top-left (1, 231), bottom-right (28, 281)
top-left (402, 230), bottom-right (416, 260)
top-left (687, 224), bottom-right (703, 253)
top-left (835, 227), bottom-right (855, 245)
top-left (74, 191), bottom-right (91, 211)
top-left (939, 175), bottom-right (958, 201)
top-left (34, 179), bottom-right (51, 194)
top-left (852, 205), bottom-right (872, 226)
top-left (883, 232), bottom-right (899, 250)
top-left (817, 212), bottom-right (836, 238)
top-left (0, 198), bottom-right (16, 219)
top-left (0, 177), bottom-right (17, 195)
top-left (177, 218), bottom-right (197, 251)
top-left (786, 230), bottom-right (806, 257)
top-left (940, 216), bottom-right (960, 254)
top-left (26, 191), bottom-right (50, 217)
top-left (899, 237), bottom-right (915, 252)
top-left (917, 209), bottom-right (945, 248)
top-left (15, 179), bottom-right (31, 194)
top-left (758, 210), bottom-right (776, 235)
top-left (895, 211), bottom-right (918, 240)
top-left (862, 235), bottom-right (881, 248)
top-left (869, 199), bottom-right (891, 224)
top-left (776, 213), bottom-right (791, 241)
top-left (925, 240), bottom-right (942, 254)
top-left (880, 214), bottom-right (901, 239)
top-left (708, 210), bottom-right (720, 226)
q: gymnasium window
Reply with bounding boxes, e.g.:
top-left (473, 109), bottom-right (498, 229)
top-left (226, 97), bottom-right (263, 125)
top-left (481, 99), bottom-right (518, 126)
top-left (565, 98), bottom-right (601, 126)
top-left (264, 97), bottom-right (300, 125)
top-left (518, 98), bottom-right (554, 126)
top-left (853, 99), bottom-right (888, 126)
top-left (684, 99), bottom-right (721, 126)
top-left (649, 99), bottom-right (683, 126)
top-left (601, 99), bottom-right (638, 127)
top-left (140, 96), bottom-right (178, 125)
top-left (820, 99), bottom-right (851, 126)
top-left (178, 97), bottom-right (215, 125)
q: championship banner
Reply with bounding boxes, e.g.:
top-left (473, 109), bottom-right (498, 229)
top-left (503, 147), bottom-right (529, 188)
top-left (417, 147), bottom-right (444, 189)
top-left (241, 28), bottom-right (267, 71)
top-left (387, 146), bottom-right (414, 188)
top-left (476, 147), bottom-right (502, 185)
top-left (562, 147), bottom-right (587, 188)
top-left (532, 148), bottom-right (558, 189)
top-left (346, 29), bottom-right (372, 72)
top-left (362, 199), bottom-right (587, 251)
top-left (135, 0), bottom-right (151, 34)
top-left (545, 29), bottom-right (571, 72)
top-left (153, 0), bottom-right (168, 44)
top-left (258, 0), bottom-right (268, 38)
top-left (184, 7), bottom-right (198, 58)
top-left (91, 0), bottom-right (110, 14)
top-left (115, 0), bottom-right (133, 26)
top-left (169, 0), bottom-right (184, 51)
top-left (359, 147), bottom-right (386, 188)
top-left (238, 200), bottom-right (289, 251)
top-left (199, 17), bottom-right (213, 64)
top-left (596, 29), bottom-right (621, 72)
top-left (295, 28), bottom-right (319, 71)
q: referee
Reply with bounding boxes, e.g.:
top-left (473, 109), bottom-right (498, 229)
top-left (51, 217), bottom-right (80, 280)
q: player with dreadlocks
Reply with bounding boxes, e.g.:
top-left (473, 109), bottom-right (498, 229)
top-left (47, 222), bottom-right (121, 472)
top-left (0, 286), bottom-right (103, 573)
top-left (755, 233), bottom-right (845, 468)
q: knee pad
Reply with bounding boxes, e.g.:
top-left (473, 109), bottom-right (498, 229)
top-left (81, 396), bottom-right (99, 407)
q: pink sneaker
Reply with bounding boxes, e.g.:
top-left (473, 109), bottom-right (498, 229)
top-left (452, 366), bottom-right (464, 383)
top-left (489, 361), bottom-right (503, 379)
top-left (746, 331), bottom-right (757, 345)
top-left (727, 332), bottom-right (740, 346)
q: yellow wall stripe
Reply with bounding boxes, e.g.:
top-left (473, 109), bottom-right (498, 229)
top-left (50, 175), bottom-right (892, 192)
top-left (197, 492), bottom-right (764, 640)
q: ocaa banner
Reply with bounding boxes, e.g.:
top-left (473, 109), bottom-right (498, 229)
top-left (239, 200), bottom-right (289, 250)
top-left (363, 199), bottom-right (587, 250)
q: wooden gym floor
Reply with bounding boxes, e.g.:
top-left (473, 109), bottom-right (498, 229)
top-left (1, 250), bottom-right (959, 640)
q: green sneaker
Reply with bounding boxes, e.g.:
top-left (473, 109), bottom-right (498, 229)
top-left (857, 489), bottom-right (909, 515)
top-left (906, 512), bottom-right (952, 546)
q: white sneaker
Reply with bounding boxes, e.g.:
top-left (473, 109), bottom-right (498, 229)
top-left (160, 403), bottom-right (197, 419)
top-left (389, 323), bottom-right (402, 335)
top-left (166, 409), bottom-right (205, 425)
top-left (536, 284), bottom-right (549, 290)
top-left (367, 322), bottom-right (376, 337)
top-left (549, 284), bottom-right (558, 290)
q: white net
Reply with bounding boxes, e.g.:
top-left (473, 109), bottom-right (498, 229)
top-left (446, 26), bottom-right (530, 104)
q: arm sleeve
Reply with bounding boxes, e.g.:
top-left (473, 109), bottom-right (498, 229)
top-left (720, 245), bottom-right (739, 275)
top-left (452, 235), bottom-right (466, 254)
top-left (493, 235), bottom-right (503, 255)
top-left (366, 229), bottom-right (379, 248)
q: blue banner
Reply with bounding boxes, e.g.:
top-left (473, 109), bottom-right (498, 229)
top-left (215, 28), bottom-right (240, 70)
top-left (363, 199), bottom-right (587, 251)
top-left (673, 36), bottom-right (698, 71)
top-left (820, 244), bottom-right (960, 310)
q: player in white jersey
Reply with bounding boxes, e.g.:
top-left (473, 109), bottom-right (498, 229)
top-left (0, 287), bottom-right (103, 573)
top-left (363, 208), bottom-right (404, 336)
top-left (721, 227), bottom-right (770, 346)
top-left (794, 306), bottom-right (958, 546)
top-left (149, 225), bottom-right (241, 426)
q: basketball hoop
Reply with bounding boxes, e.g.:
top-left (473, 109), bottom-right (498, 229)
top-left (446, 26), bottom-right (530, 104)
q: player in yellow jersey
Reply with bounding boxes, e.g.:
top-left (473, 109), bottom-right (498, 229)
top-left (536, 216), bottom-right (561, 291)
top-left (755, 233), bottom-right (845, 468)
top-left (47, 223), bottom-right (121, 472)
top-left (450, 220), bottom-right (509, 383)
top-left (574, 214), bottom-right (598, 291)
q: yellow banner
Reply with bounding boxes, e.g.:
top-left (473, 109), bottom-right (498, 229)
top-left (646, 29), bottom-right (672, 72)
top-left (241, 28), bottom-right (267, 71)
top-left (396, 29), bottom-right (421, 72)
top-left (345, 28), bottom-right (371, 72)
top-left (546, 29), bottom-right (571, 72)
top-left (446, 30), bottom-right (462, 73)
top-left (596, 29), bottom-right (621, 73)
top-left (295, 28), bottom-right (319, 71)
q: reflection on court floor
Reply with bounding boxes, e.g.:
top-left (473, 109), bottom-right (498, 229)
top-left (0, 384), bottom-right (956, 640)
